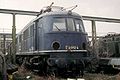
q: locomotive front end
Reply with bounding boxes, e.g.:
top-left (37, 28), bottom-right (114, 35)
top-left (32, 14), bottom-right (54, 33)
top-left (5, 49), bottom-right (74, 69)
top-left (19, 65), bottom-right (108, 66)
top-left (40, 12), bottom-right (89, 77)
top-left (15, 7), bottom-right (89, 78)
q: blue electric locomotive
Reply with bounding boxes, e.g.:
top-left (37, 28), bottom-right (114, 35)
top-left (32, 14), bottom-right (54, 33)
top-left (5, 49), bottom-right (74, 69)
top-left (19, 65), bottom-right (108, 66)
top-left (15, 5), bottom-right (89, 77)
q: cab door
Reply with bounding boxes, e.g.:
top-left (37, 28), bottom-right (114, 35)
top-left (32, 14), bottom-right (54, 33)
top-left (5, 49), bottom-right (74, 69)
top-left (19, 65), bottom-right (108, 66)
top-left (36, 18), bottom-right (44, 50)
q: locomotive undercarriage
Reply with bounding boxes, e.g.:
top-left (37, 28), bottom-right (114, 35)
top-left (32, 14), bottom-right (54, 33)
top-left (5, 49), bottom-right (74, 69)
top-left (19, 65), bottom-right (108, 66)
top-left (16, 52), bottom-right (86, 78)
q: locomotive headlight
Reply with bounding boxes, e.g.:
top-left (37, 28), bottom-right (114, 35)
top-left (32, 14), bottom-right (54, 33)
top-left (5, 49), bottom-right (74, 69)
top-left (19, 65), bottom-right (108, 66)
top-left (52, 41), bottom-right (60, 50)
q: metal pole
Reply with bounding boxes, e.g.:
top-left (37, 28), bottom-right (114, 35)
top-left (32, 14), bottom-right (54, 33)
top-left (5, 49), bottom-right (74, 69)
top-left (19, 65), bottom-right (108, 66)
top-left (3, 34), bottom-right (6, 54)
top-left (91, 20), bottom-right (97, 54)
top-left (12, 13), bottom-right (16, 64)
top-left (0, 52), bottom-right (7, 80)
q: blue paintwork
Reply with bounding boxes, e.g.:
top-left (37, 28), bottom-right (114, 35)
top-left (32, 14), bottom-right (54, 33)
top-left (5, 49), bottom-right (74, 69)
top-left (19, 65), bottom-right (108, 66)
top-left (14, 10), bottom-right (90, 77)
top-left (43, 32), bottom-right (87, 50)
top-left (16, 10), bottom-right (89, 57)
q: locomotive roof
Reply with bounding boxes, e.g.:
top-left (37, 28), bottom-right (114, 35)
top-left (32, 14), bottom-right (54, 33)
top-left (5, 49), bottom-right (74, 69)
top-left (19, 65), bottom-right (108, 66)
top-left (17, 10), bottom-right (82, 36)
top-left (37, 10), bottom-right (81, 18)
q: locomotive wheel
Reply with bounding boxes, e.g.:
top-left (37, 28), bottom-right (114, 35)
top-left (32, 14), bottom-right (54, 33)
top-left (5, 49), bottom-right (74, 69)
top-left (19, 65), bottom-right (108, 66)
top-left (28, 56), bottom-right (47, 76)
top-left (86, 58), bottom-right (98, 73)
top-left (86, 63), bottom-right (93, 73)
top-left (16, 56), bottom-right (27, 66)
top-left (16, 56), bottom-right (48, 76)
top-left (46, 65), bottom-right (58, 77)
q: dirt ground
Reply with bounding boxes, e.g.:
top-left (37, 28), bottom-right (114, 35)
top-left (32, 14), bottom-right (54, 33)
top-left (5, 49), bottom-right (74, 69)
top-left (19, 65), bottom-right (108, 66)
top-left (12, 66), bottom-right (120, 80)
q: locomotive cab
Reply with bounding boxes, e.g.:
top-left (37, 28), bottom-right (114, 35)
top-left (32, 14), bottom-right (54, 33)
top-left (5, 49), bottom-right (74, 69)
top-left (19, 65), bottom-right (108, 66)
top-left (36, 11), bottom-right (88, 51)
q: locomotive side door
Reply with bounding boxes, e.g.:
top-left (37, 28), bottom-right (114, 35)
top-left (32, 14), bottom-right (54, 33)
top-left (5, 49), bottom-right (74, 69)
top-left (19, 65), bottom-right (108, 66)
top-left (34, 18), bottom-right (43, 51)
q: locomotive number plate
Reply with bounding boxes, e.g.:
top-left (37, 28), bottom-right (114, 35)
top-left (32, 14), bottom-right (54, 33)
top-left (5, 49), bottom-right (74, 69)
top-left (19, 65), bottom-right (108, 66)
top-left (65, 45), bottom-right (79, 50)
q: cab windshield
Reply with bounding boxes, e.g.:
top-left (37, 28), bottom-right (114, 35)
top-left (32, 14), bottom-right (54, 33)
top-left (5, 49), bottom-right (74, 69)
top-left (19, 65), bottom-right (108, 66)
top-left (52, 17), bottom-right (85, 32)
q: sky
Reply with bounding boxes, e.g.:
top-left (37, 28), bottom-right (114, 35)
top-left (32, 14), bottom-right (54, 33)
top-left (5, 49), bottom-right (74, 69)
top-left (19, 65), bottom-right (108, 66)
top-left (0, 0), bottom-right (120, 36)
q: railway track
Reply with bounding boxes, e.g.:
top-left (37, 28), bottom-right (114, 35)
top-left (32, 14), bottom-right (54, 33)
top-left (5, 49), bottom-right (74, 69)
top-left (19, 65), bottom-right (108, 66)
top-left (11, 65), bottom-right (84, 80)
top-left (11, 65), bottom-right (120, 80)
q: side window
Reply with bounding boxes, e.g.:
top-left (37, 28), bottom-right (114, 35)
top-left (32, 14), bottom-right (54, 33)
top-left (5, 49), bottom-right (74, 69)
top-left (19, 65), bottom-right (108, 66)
top-left (23, 29), bottom-right (29, 40)
top-left (37, 18), bottom-right (43, 33)
top-left (75, 19), bottom-right (85, 32)
top-left (37, 19), bottom-right (43, 34)
top-left (38, 18), bottom-right (43, 28)
top-left (39, 22), bottom-right (43, 28)
top-left (19, 34), bottom-right (22, 42)
top-left (30, 24), bottom-right (34, 37)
